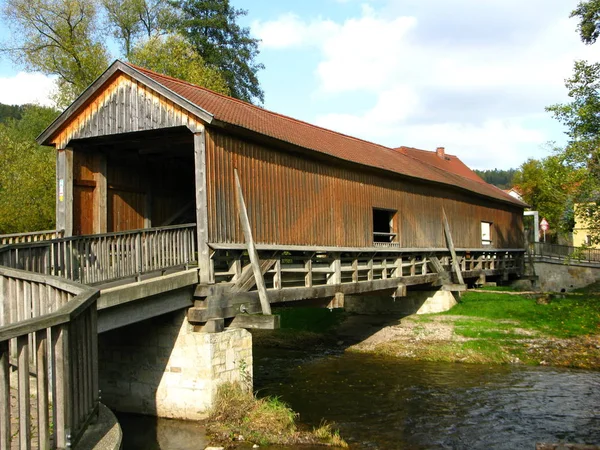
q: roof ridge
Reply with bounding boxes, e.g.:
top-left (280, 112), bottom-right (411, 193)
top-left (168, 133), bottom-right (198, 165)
top-left (400, 148), bottom-right (522, 204)
top-left (126, 61), bottom-right (396, 152)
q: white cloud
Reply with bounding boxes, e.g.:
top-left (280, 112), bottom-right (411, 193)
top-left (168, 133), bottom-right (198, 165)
top-left (0, 72), bottom-right (55, 106)
top-left (252, 0), bottom-right (594, 169)
top-left (252, 14), bottom-right (338, 49)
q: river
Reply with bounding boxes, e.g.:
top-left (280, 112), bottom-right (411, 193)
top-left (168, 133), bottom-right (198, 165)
top-left (118, 348), bottom-right (600, 449)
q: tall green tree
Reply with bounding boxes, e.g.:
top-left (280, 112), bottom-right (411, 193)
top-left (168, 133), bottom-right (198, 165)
top-left (0, 105), bottom-right (59, 233)
top-left (513, 155), bottom-right (584, 238)
top-left (175, 0), bottom-right (264, 104)
top-left (572, 0), bottom-right (600, 44)
top-left (1, 0), bottom-right (110, 108)
top-left (129, 34), bottom-right (230, 94)
top-left (103, 0), bottom-right (177, 57)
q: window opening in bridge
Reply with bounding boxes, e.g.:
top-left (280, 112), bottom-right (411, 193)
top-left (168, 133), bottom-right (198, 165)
top-left (373, 208), bottom-right (397, 243)
top-left (481, 221), bottom-right (492, 246)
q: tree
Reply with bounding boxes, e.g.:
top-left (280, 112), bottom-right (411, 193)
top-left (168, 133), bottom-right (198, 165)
top-left (1, 0), bottom-right (110, 108)
top-left (572, 0), bottom-right (600, 44)
top-left (0, 105), bottom-right (58, 233)
top-left (129, 34), bottom-right (230, 94)
top-left (512, 154), bottom-right (584, 239)
top-left (175, 0), bottom-right (264, 104)
top-left (103, 0), bottom-right (177, 57)
top-left (545, 1), bottom-right (600, 244)
top-left (473, 168), bottom-right (517, 189)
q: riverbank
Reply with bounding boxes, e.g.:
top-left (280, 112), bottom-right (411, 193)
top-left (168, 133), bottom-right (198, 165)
top-left (253, 284), bottom-right (600, 371)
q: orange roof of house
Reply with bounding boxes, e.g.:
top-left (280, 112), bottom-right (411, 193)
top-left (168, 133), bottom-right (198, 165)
top-left (39, 60), bottom-right (526, 208)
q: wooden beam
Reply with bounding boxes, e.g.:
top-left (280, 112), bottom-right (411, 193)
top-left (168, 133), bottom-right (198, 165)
top-left (56, 148), bottom-right (73, 236)
top-left (229, 314), bottom-right (280, 330)
top-left (442, 208), bottom-right (465, 286)
top-left (161, 200), bottom-right (194, 227)
top-left (194, 130), bottom-right (212, 283)
top-left (94, 152), bottom-right (107, 233)
top-left (231, 258), bottom-right (277, 292)
top-left (234, 169), bottom-right (272, 315)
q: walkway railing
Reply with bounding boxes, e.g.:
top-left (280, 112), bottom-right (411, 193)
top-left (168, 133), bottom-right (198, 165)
top-left (0, 266), bottom-right (100, 449)
top-left (210, 245), bottom-right (524, 288)
top-left (0, 223), bottom-right (197, 286)
top-left (531, 242), bottom-right (600, 264)
top-left (0, 230), bottom-right (64, 245)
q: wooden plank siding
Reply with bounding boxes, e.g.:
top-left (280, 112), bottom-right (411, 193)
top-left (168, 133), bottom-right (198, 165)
top-left (50, 73), bottom-right (204, 150)
top-left (205, 128), bottom-right (523, 249)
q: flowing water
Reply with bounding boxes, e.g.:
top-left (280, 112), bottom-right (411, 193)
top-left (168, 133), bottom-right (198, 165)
top-left (118, 348), bottom-right (600, 449)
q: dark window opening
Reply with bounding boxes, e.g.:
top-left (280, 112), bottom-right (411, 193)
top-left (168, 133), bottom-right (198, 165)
top-left (373, 208), bottom-right (397, 243)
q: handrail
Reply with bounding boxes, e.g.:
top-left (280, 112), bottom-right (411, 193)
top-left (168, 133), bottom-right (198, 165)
top-left (530, 242), bottom-right (600, 264)
top-left (0, 266), bottom-right (100, 449)
top-left (0, 223), bottom-right (198, 285)
top-left (0, 229), bottom-right (64, 245)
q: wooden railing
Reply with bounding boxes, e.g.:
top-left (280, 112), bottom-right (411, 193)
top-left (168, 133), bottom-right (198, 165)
top-left (531, 242), bottom-right (600, 264)
top-left (210, 245), bottom-right (525, 288)
top-left (0, 223), bottom-right (197, 286)
top-left (0, 266), bottom-right (100, 450)
top-left (0, 230), bottom-right (64, 245)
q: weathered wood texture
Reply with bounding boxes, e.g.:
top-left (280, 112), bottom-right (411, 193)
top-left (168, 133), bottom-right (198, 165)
top-left (72, 145), bottom-right (195, 235)
top-left (0, 266), bottom-right (99, 450)
top-left (205, 128), bottom-right (524, 249)
top-left (0, 224), bottom-right (197, 286)
top-left (50, 73), bottom-right (203, 150)
top-left (0, 230), bottom-right (63, 246)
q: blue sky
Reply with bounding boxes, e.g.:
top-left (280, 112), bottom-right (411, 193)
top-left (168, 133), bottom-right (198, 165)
top-left (0, 0), bottom-right (596, 170)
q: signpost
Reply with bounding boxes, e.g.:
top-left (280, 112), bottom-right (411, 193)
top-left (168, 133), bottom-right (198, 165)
top-left (540, 217), bottom-right (549, 242)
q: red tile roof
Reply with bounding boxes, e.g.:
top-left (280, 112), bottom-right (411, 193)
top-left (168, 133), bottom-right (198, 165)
top-left (126, 62), bottom-right (525, 208)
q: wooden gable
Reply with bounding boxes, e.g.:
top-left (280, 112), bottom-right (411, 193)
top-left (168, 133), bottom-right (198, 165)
top-left (39, 60), bottom-right (213, 149)
top-left (50, 73), bottom-right (204, 149)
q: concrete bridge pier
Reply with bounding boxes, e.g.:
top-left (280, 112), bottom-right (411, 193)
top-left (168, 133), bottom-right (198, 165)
top-left (98, 310), bottom-right (253, 420)
top-left (343, 287), bottom-right (458, 315)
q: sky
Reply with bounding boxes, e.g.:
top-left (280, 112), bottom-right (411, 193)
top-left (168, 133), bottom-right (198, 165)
top-left (0, 0), bottom-right (597, 170)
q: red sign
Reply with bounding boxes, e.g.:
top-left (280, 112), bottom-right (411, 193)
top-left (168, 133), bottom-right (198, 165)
top-left (540, 218), bottom-right (549, 231)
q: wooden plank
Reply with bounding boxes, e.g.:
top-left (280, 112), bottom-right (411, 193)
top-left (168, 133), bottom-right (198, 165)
top-left (231, 259), bottom-right (276, 293)
top-left (0, 341), bottom-right (9, 450)
top-left (234, 169), bottom-right (271, 315)
top-left (442, 208), bottom-right (465, 286)
top-left (52, 324), bottom-right (71, 449)
top-left (229, 314), bottom-right (280, 330)
top-left (36, 330), bottom-right (50, 450)
top-left (17, 334), bottom-right (31, 449)
top-left (194, 130), bottom-right (212, 283)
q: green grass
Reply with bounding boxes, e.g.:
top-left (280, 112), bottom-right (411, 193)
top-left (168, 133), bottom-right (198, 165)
top-left (207, 382), bottom-right (347, 447)
top-left (445, 291), bottom-right (600, 338)
top-left (453, 318), bottom-right (532, 339)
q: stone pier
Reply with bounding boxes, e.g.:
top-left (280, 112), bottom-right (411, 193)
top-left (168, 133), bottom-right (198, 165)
top-left (344, 287), bottom-right (458, 315)
top-left (98, 309), bottom-right (252, 420)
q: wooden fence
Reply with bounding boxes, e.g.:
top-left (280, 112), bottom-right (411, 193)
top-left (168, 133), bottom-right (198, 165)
top-left (210, 245), bottom-right (525, 288)
top-left (0, 266), bottom-right (100, 449)
top-left (0, 230), bottom-right (64, 246)
top-left (0, 224), bottom-right (197, 286)
top-left (531, 242), bottom-right (600, 264)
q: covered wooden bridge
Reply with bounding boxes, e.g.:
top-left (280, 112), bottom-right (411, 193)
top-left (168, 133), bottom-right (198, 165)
top-left (0, 60), bottom-right (527, 448)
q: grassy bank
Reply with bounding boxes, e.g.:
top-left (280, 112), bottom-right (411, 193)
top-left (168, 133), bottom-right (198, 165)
top-left (207, 383), bottom-right (347, 448)
top-left (354, 287), bottom-right (600, 370)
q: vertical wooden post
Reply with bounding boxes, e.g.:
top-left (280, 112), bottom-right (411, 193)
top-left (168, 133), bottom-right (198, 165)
top-left (0, 341), bottom-right (10, 450)
top-left (36, 330), bottom-right (50, 450)
top-left (442, 208), bottom-right (465, 285)
top-left (234, 169), bottom-right (271, 315)
top-left (304, 254), bottom-right (313, 288)
top-left (94, 152), bottom-right (108, 234)
top-left (194, 129), bottom-right (212, 284)
top-left (53, 324), bottom-right (72, 449)
top-left (56, 147), bottom-right (73, 236)
top-left (17, 335), bottom-right (31, 449)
